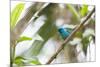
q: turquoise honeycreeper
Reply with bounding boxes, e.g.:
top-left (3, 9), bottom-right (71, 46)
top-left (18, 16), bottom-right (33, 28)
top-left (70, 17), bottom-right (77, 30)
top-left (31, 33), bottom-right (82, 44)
top-left (58, 27), bottom-right (72, 40)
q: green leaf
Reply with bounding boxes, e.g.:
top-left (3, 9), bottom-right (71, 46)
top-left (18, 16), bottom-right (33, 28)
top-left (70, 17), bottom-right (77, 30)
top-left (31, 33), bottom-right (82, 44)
top-left (15, 56), bottom-right (25, 60)
top-left (38, 4), bottom-right (58, 40)
top-left (28, 4), bottom-right (58, 56)
top-left (82, 36), bottom-right (90, 55)
top-left (29, 60), bottom-right (41, 65)
top-left (14, 56), bottom-right (41, 65)
top-left (22, 4), bottom-right (59, 57)
top-left (17, 36), bottom-right (32, 43)
top-left (82, 28), bottom-right (95, 55)
top-left (11, 3), bottom-right (25, 29)
top-left (67, 4), bottom-right (80, 20)
top-left (75, 31), bottom-right (83, 38)
top-left (80, 5), bottom-right (88, 17)
top-left (14, 56), bottom-right (25, 65)
top-left (23, 40), bottom-right (43, 57)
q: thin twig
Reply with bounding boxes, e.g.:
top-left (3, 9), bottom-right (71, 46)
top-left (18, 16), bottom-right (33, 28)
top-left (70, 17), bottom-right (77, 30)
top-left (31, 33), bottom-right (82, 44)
top-left (46, 7), bottom-right (95, 64)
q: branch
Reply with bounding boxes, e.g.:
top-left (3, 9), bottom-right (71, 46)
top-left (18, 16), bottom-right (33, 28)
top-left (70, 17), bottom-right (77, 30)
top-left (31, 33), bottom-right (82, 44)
top-left (46, 7), bottom-right (95, 64)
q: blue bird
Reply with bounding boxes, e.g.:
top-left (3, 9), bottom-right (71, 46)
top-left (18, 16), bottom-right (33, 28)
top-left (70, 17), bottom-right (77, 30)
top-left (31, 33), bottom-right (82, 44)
top-left (58, 27), bottom-right (72, 40)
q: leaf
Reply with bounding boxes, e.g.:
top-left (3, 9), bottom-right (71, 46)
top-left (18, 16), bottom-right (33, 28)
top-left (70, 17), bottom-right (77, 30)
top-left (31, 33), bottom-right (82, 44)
top-left (14, 56), bottom-right (41, 65)
top-left (23, 40), bottom-right (43, 57)
top-left (80, 5), bottom-right (88, 17)
top-left (75, 31), bottom-right (83, 38)
top-left (39, 22), bottom-right (58, 40)
top-left (82, 36), bottom-right (90, 55)
top-left (14, 56), bottom-right (25, 65)
top-left (67, 4), bottom-right (80, 20)
top-left (29, 60), bottom-right (41, 65)
top-left (25, 57), bottom-right (41, 65)
top-left (38, 4), bottom-right (58, 40)
top-left (22, 4), bottom-right (59, 58)
top-left (29, 4), bottom-right (58, 55)
top-left (82, 28), bottom-right (95, 55)
top-left (11, 3), bottom-right (25, 29)
top-left (83, 28), bottom-right (95, 38)
top-left (21, 34), bottom-right (44, 57)
top-left (17, 36), bottom-right (32, 43)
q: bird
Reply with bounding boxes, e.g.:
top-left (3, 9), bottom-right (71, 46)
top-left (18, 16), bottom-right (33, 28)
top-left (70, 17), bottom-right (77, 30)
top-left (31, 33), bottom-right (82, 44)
top-left (55, 19), bottom-right (73, 40)
top-left (58, 27), bottom-right (72, 40)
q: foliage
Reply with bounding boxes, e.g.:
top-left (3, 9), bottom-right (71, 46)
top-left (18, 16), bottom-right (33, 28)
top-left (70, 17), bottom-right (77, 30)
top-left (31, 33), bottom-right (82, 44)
top-left (80, 5), bottom-right (88, 17)
top-left (14, 56), bottom-right (25, 65)
top-left (10, 3), bottom-right (25, 29)
top-left (14, 56), bottom-right (41, 65)
top-left (67, 4), bottom-right (80, 20)
top-left (17, 36), bottom-right (32, 43)
top-left (24, 4), bottom-right (58, 57)
top-left (11, 2), bottom-right (95, 65)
